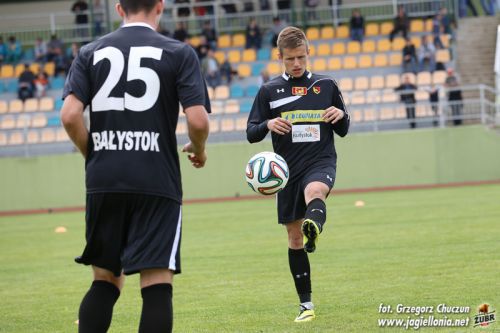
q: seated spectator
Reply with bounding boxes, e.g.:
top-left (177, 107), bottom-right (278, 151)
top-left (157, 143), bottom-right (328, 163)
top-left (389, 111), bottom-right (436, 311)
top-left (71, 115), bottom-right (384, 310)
top-left (34, 37), bottom-right (48, 63)
top-left (271, 16), bottom-right (287, 47)
top-left (66, 42), bottom-right (80, 71)
top-left (444, 68), bottom-right (463, 126)
top-left (258, 69), bottom-right (270, 86)
top-left (221, 3), bottom-right (237, 14)
top-left (402, 38), bottom-right (417, 73)
top-left (432, 13), bottom-right (444, 49)
top-left (34, 71), bottom-right (49, 98)
top-left (201, 21), bottom-right (217, 50)
top-left (245, 18), bottom-right (262, 50)
top-left (349, 9), bottom-right (365, 42)
top-left (18, 64), bottom-right (35, 101)
top-left (418, 35), bottom-right (436, 72)
top-left (173, 22), bottom-right (189, 43)
top-left (389, 6), bottom-right (409, 42)
top-left (426, 84), bottom-right (439, 126)
top-left (395, 74), bottom-right (417, 129)
top-left (47, 34), bottom-right (64, 63)
top-left (219, 55), bottom-right (237, 84)
top-left (71, 0), bottom-right (89, 39)
top-left (439, 7), bottom-right (453, 35)
top-left (175, 0), bottom-right (191, 17)
top-left (6, 36), bottom-right (22, 64)
top-left (0, 36), bottom-right (7, 65)
top-left (304, 0), bottom-right (320, 21)
top-left (196, 35), bottom-right (210, 60)
top-left (201, 49), bottom-right (221, 88)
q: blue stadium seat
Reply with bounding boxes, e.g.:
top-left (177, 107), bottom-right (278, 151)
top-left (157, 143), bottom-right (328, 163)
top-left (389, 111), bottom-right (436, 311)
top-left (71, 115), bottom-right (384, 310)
top-left (230, 85), bottom-right (244, 98)
top-left (240, 100), bottom-right (253, 113)
top-left (47, 116), bottom-right (61, 126)
top-left (246, 85), bottom-right (259, 98)
top-left (54, 99), bottom-right (64, 111)
top-left (23, 49), bottom-right (34, 62)
top-left (257, 48), bottom-right (271, 61)
top-left (0, 81), bottom-right (4, 94)
top-left (251, 63), bottom-right (266, 77)
top-left (50, 76), bottom-right (65, 90)
top-left (6, 80), bottom-right (17, 93)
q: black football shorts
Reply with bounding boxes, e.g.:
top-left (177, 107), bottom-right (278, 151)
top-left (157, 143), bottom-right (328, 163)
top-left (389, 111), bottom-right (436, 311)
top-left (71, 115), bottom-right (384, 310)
top-left (277, 163), bottom-right (336, 224)
top-left (76, 193), bottom-right (182, 276)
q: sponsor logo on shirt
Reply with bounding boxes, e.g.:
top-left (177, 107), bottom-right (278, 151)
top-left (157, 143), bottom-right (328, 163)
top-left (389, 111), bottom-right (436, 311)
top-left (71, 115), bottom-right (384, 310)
top-left (292, 87), bottom-right (307, 96)
top-left (292, 124), bottom-right (320, 143)
top-left (313, 86), bottom-right (321, 94)
top-left (281, 110), bottom-right (324, 124)
top-left (92, 131), bottom-right (160, 152)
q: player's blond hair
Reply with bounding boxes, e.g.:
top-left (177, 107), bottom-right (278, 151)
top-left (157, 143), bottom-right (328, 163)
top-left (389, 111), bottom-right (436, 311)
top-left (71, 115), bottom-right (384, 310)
top-left (277, 26), bottom-right (309, 54)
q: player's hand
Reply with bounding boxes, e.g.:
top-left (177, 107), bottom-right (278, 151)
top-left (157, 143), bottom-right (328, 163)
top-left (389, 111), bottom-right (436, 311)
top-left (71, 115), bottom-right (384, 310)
top-left (267, 117), bottom-right (292, 135)
top-left (182, 142), bottom-right (207, 168)
top-left (323, 106), bottom-right (345, 124)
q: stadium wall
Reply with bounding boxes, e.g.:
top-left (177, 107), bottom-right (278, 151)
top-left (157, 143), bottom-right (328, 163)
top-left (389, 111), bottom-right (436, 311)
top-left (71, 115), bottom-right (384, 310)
top-left (1, 125), bottom-right (499, 212)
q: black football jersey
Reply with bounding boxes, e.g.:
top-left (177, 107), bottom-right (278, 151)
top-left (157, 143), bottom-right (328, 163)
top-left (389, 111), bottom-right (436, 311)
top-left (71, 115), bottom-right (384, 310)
top-left (63, 23), bottom-right (211, 203)
top-left (247, 71), bottom-right (349, 183)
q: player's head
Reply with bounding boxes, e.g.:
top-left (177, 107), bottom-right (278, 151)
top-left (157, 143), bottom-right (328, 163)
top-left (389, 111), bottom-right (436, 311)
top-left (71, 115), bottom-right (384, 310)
top-left (277, 26), bottom-right (309, 78)
top-left (117, 0), bottom-right (163, 19)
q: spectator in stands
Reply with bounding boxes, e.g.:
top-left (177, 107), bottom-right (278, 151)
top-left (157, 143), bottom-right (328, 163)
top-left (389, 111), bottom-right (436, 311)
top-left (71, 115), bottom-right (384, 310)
top-left (93, 0), bottom-right (105, 36)
top-left (219, 54), bottom-right (236, 84)
top-left (201, 21), bottom-right (217, 50)
top-left (395, 74), bottom-right (418, 129)
top-left (304, 0), bottom-right (320, 21)
top-left (195, 0), bottom-right (214, 16)
top-left (18, 64), bottom-right (35, 102)
top-left (196, 35), bottom-right (210, 60)
top-left (480, 0), bottom-right (495, 15)
top-left (427, 84), bottom-right (440, 126)
top-left (0, 36), bottom-right (8, 65)
top-left (34, 37), bottom-right (48, 63)
top-left (34, 71), bottom-right (49, 98)
top-left (245, 18), bottom-right (262, 50)
top-left (444, 68), bottom-right (463, 126)
top-left (6, 36), bottom-right (22, 64)
top-left (173, 21), bottom-right (190, 43)
top-left (271, 16), bottom-right (287, 47)
top-left (71, 0), bottom-right (89, 38)
top-left (67, 42), bottom-right (80, 65)
top-left (47, 34), bottom-right (64, 63)
top-left (402, 38), bottom-right (417, 74)
top-left (201, 49), bottom-right (221, 88)
top-left (349, 9), bottom-right (365, 42)
top-left (432, 13), bottom-right (444, 49)
top-left (221, 3), bottom-right (237, 14)
top-left (258, 69), bottom-right (270, 86)
top-left (439, 7), bottom-right (453, 35)
top-left (459, 0), bottom-right (478, 17)
top-left (389, 6), bottom-right (409, 42)
top-left (418, 35), bottom-right (436, 72)
top-left (175, 0), bottom-right (191, 17)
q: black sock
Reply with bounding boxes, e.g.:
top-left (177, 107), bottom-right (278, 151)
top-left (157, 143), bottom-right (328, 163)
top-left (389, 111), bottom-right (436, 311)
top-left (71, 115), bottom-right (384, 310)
top-left (305, 198), bottom-right (327, 231)
top-left (139, 283), bottom-right (173, 333)
top-left (288, 248), bottom-right (311, 303)
top-left (78, 280), bottom-right (120, 333)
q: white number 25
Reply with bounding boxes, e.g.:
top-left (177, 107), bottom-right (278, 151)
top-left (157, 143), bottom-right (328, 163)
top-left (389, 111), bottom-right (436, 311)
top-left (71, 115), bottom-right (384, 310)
top-left (91, 46), bottom-right (162, 112)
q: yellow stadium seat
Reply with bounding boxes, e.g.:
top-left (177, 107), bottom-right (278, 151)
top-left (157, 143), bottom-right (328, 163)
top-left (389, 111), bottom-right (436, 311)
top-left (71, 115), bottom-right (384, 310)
top-left (317, 43), bottom-right (331, 56)
top-left (217, 34), bottom-right (231, 48)
top-left (214, 51), bottom-right (226, 65)
top-left (366, 90), bottom-right (381, 104)
top-left (382, 89), bottom-right (398, 103)
top-left (8, 131), bottom-right (24, 145)
top-left (242, 49), bottom-right (256, 62)
top-left (15, 64), bottom-right (25, 77)
top-left (312, 58), bottom-right (327, 72)
top-left (221, 118), bottom-right (236, 131)
top-left (224, 99), bottom-right (239, 114)
top-left (336, 26), bottom-right (349, 38)
top-left (436, 49), bottom-right (450, 63)
top-left (394, 105), bottom-right (406, 118)
top-left (416, 104), bottom-right (431, 117)
top-left (40, 128), bottom-right (56, 143)
top-left (328, 57), bottom-right (342, 70)
top-left (410, 19), bottom-right (424, 32)
top-left (0, 100), bottom-right (8, 114)
top-left (306, 27), bottom-right (320, 40)
top-left (227, 50), bottom-right (241, 63)
top-left (235, 116), bottom-right (247, 131)
top-left (44, 62), bottom-right (55, 76)
top-left (370, 76), bottom-right (385, 90)
top-left (267, 62), bottom-right (281, 76)
top-left (214, 85), bottom-right (230, 99)
top-left (9, 99), bottom-right (23, 113)
top-left (39, 97), bottom-right (54, 112)
top-left (391, 37), bottom-right (406, 51)
top-left (417, 71), bottom-right (432, 86)
top-left (308, 44), bottom-right (316, 57)
top-left (175, 121), bottom-right (187, 135)
top-left (31, 114), bottom-right (48, 128)
top-left (352, 110), bottom-right (362, 122)
top-left (237, 64), bottom-right (251, 77)
top-left (271, 47), bottom-right (279, 60)
top-left (209, 119), bottom-right (220, 133)
top-left (343, 56), bottom-right (357, 69)
top-left (415, 90), bottom-right (429, 101)
top-left (189, 36), bottom-right (201, 47)
top-left (26, 130), bottom-right (40, 144)
top-left (385, 74), bottom-right (400, 89)
top-left (402, 72), bottom-right (416, 84)
top-left (207, 87), bottom-right (214, 100)
top-left (331, 42), bottom-right (345, 55)
top-left (16, 114), bottom-right (30, 129)
top-left (0, 132), bottom-right (7, 145)
top-left (425, 18), bottom-right (433, 32)
top-left (411, 36), bottom-right (421, 48)
top-left (339, 78), bottom-right (353, 91)
top-left (1, 65), bottom-right (14, 79)
top-left (362, 40), bottom-right (376, 53)
top-left (320, 26), bottom-right (335, 39)
top-left (380, 107), bottom-right (395, 120)
top-left (232, 33), bottom-right (245, 47)
top-left (363, 108), bottom-right (376, 121)
top-left (29, 63), bottom-right (41, 75)
top-left (210, 100), bottom-right (223, 114)
top-left (365, 23), bottom-right (379, 36)
top-left (433, 70), bottom-right (447, 85)
top-left (358, 55), bottom-right (372, 68)
top-left (380, 22), bottom-right (394, 35)
top-left (24, 98), bottom-right (39, 113)
top-left (377, 39), bottom-right (391, 52)
top-left (373, 54), bottom-right (388, 67)
top-left (56, 128), bottom-right (69, 142)
top-left (389, 53), bottom-right (402, 66)
top-left (350, 91), bottom-right (365, 105)
top-left (1, 115), bottom-right (15, 129)
top-left (347, 41), bottom-right (361, 54)
top-left (354, 76), bottom-right (369, 90)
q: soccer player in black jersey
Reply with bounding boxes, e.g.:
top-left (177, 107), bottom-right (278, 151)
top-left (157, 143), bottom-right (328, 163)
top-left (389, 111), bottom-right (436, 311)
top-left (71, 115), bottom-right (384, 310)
top-left (247, 26), bottom-right (350, 322)
top-left (60, 1), bottom-right (210, 332)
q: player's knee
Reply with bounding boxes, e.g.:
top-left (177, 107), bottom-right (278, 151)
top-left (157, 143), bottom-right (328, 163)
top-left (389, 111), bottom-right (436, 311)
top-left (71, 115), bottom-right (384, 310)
top-left (93, 267), bottom-right (124, 290)
top-left (287, 230), bottom-right (303, 249)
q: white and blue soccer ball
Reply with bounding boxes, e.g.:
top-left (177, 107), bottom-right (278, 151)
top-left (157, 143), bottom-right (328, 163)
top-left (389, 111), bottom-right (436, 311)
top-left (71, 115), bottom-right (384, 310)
top-left (245, 151), bottom-right (289, 195)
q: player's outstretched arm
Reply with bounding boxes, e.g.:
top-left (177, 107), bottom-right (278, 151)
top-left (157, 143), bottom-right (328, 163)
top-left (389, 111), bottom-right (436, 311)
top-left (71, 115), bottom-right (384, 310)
top-left (60, 94), bottom-right (88, 157)
top-left (183, 105), bottom-right (209, 168)
top-left (323, 106), bottom-right (350, 137)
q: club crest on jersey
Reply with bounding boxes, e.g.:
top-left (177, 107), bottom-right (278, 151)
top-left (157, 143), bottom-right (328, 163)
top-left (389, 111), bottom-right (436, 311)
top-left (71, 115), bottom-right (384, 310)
top-left (292, 87), bottom-right (307, 96)
top-left (313, 86), bottom-right (321, 94)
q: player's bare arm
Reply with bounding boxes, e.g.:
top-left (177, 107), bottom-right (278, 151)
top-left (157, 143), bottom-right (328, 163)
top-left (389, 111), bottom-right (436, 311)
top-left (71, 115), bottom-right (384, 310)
top-left (267, 117), bottom-right (292, 135)
top-left (183, 105), bottom-right (209, 168)
top-left (60, 94), bottom-right (88, 157)
top-left (322, 106), bottom-right (345, 125)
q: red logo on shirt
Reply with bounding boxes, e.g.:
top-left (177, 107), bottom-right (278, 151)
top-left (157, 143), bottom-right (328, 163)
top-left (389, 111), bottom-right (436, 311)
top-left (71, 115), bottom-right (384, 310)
top-left (313, 86), bottom-right (321, 94)
top-left (292, 87), bottom-right (307, 96)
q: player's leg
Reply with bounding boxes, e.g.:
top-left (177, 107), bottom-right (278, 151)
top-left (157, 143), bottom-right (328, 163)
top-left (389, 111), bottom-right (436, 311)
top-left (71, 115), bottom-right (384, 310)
top-left (138, 269), bottom-right (174, 333)
top-left (302, 181), bottom-right (330, 253)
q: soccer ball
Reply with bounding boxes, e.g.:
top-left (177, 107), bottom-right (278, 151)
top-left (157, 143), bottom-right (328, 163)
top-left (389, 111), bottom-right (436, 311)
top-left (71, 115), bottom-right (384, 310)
top-left (245, 151), bottom-right (289, 195)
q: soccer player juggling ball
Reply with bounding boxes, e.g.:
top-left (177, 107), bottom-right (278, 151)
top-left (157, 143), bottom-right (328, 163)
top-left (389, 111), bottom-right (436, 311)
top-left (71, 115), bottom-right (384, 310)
top-left (246, 26), bottom-right (350, 322)
top-left (61, 0), bottom-right (210, 332)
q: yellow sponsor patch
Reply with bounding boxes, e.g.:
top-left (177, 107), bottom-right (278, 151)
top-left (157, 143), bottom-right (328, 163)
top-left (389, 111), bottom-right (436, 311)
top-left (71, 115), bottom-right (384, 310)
top-left (281, 110), bottom-right (325, 124)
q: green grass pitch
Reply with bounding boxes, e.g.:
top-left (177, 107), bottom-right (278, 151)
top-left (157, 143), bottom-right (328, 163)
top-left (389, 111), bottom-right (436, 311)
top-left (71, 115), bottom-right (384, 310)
top-left (1, 184), bottom-right (499, 332)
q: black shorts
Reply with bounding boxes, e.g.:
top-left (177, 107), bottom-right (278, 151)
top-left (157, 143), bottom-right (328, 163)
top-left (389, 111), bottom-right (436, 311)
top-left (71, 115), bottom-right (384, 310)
top-left (75, 193), bottom-right (182, 276)
top-left (277, 164), bottom-right (336, 224)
